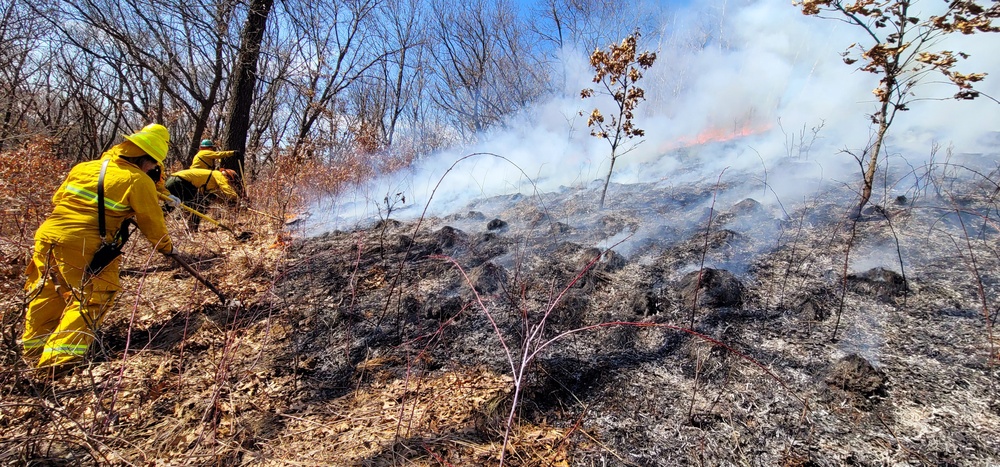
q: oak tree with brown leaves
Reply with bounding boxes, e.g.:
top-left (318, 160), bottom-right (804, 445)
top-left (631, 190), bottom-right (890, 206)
top-left (581, 30), bottom-right (657, 209)
top-left (795, 0), bottom-right (999, 216)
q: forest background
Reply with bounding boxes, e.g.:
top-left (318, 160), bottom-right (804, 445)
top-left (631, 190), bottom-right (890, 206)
top-left (4, 0), bottom-right (997, 231)
top-left (1, 0), bottom-right (700, 187)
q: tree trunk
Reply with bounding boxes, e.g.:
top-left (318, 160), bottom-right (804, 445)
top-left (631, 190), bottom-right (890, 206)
top-left (599, 149), bottom-right (618, 210)
top-left (858, 90), bottom-right (893, 217)
top-left (223, 0), bottom-right (273, 184)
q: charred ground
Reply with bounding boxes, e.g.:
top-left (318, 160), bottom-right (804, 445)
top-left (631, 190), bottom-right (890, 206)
top-left (2, 160), bottom-right (1000, 466)
top-left (274, 172), bottom-right (1000, 465)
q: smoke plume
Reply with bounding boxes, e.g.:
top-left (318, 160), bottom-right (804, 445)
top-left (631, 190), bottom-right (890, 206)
top-left (304, 0), bottom-right (1000, 235)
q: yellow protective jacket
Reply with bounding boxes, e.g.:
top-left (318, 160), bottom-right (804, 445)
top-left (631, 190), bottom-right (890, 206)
top-left (101, 142), bottom-right (170, 198)
top-left (36, 158), bottom-right (174, 255)
top-left (190, 149), bottom-right (236, 170)
top-left (172, 168), bottom-right (239, 201)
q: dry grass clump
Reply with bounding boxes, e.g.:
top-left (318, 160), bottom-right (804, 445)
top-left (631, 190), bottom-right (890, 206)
top-left (258, 366), bottom-right (571, 466)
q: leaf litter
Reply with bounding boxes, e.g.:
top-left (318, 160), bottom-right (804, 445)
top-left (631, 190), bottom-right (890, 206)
top-left (2, 159), bottom-right (999, 465)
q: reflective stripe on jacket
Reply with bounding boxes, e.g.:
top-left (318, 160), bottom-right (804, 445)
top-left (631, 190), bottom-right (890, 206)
top-left (35, 158), bottom-right (173, 254)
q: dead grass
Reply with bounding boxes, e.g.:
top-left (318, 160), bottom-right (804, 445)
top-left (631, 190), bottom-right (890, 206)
top-left (259, 367), bottom-right (533, 465)
top-left (1, 143), bottom-right (573, 466)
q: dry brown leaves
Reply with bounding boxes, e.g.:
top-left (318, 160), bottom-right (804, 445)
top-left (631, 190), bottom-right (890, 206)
top-left (259, 366), bottom-right (570, 465)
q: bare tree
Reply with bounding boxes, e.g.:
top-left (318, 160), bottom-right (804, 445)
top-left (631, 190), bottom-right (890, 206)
top-left (530, 0), bottom-right (660, 56)
top-left (795, 0), bottom-right (1000, 215)
top-left (2, 5), bottom-right (133, 161)
top-left (5, 0), bottom-right (562, 174)
top-left (48, 43), bottom-right (131, 161)
top-left (0, 0), bottom-right (54, 150)
top-left (45, 0), bottom-right (239, 165)
top-left (279, 0), bottom-right (386, 161)
top-left (429, 0), bottom-right (545, 140)
top-left (369, 0), bottom-right (427, 149)
top-left (241, 19), bottom-right (297, 179)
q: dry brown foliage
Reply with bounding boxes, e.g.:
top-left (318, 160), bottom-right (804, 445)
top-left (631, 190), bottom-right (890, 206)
top-left (0, 137), bottom-right (69, 247)
top-left (0, 138), bottom-right (70, 330)
top-left (246, 146), bottom-right (415, 227)
top-left (1, 141), bottom-right (570, 466)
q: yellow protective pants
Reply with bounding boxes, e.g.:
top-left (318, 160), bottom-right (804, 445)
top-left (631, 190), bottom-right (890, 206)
top-left (22, 241), bottom-right (120, 369)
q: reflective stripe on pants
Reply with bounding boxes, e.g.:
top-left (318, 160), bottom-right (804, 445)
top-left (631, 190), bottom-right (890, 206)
top-left (22, 241), bottom-right (119, 368)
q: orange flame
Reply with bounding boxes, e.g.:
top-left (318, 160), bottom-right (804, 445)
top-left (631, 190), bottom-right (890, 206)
top-left (660, 122), bottom-right (773, 152)
top-left (269, 232), bottom-right (294, 249)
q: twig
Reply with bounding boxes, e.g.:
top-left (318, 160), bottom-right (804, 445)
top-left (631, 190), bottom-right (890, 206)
top-left (690, 168), bottom-right (729, 328)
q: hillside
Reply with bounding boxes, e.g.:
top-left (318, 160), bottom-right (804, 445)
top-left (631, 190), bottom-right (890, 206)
top-left (2, 152), bottom-right (1000, 466)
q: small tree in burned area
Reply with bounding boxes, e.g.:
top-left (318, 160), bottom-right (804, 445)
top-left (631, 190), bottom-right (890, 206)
top-left (581, 30), bottom-right (657, 210)
top-left (794, 0), bottom-right (1000, 216)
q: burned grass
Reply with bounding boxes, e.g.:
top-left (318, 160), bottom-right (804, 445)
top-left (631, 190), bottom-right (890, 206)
top-left (2, 157), bottom-right (1000, 465)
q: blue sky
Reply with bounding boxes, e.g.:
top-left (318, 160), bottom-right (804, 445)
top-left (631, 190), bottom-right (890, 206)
top-left (515, 0), bottom-right (694, 13)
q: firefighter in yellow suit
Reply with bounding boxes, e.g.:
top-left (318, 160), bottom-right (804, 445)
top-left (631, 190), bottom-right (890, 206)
top-left (22, 124), bottom-right (182, 373)
top-left (190, 139), bottom-right (236, 170)
top-left (165, 168), bottom-right (241, 230)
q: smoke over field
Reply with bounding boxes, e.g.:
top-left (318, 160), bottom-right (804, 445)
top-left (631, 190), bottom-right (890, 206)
top-left (304, 0), bottom-right (1000, 235)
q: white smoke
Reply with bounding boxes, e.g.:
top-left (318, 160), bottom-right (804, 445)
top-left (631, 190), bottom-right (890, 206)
top-left (304, 0), bottom-right (1000, 234)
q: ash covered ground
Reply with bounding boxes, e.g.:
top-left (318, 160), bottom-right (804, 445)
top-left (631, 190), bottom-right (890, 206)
top-left (3, 153), bottom-right (999, 466)
top-left (272, 156), bottom-right (1000, 465)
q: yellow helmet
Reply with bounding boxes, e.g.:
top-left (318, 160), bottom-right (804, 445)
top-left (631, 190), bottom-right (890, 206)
top-left (123, 124), bottom-right (170, 163)
top-left (140, 123), bottom-right (170, 142)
